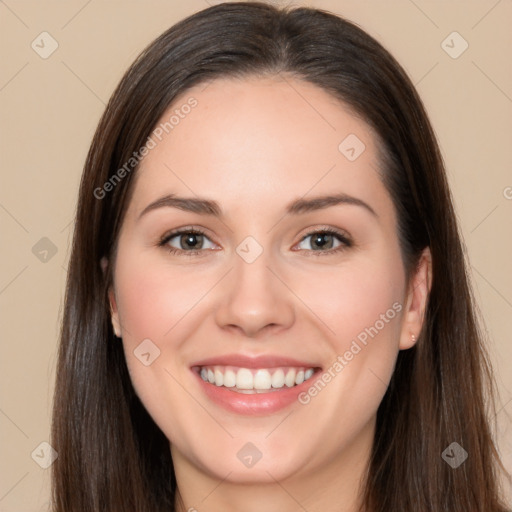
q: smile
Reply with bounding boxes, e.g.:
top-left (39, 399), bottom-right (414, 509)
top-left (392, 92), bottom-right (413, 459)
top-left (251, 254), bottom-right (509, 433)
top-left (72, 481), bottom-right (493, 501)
top-left (196, 365), bottom-right (317, 393)
top-left (190, 354), bottom-right (323, 415)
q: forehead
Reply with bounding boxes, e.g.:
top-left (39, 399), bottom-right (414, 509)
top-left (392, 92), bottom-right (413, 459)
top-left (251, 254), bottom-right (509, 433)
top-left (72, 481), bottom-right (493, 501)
top-left (128, 75), bottom-right (390, 220)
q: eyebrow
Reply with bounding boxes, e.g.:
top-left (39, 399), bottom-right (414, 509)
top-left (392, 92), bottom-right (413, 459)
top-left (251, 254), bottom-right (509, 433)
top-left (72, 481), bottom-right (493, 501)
top-left (137, 192), bottom-right (377, 220)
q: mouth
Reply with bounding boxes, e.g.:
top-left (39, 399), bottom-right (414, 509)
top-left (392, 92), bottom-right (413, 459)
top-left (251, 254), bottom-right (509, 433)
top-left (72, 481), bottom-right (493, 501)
top-left (192, 365), bottom-right (319, 393)
top-left (190, 355), bottom-right (322, 415)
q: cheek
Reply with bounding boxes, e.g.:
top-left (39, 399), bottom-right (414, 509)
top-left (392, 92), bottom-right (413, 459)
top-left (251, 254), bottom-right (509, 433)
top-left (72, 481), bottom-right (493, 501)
top-left (292, 253), bottom-right (406, 354)
top-left (114, 253), bottom-right (212, 343)
top-left (293, 255), bottom-right (405, 443)
top-left (112, 253), bottom-right (210, 443)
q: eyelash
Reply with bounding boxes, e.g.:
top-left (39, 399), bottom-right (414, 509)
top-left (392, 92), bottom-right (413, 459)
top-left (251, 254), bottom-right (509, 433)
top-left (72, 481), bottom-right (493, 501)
top-left (158, 226), bottom-right (353, 257)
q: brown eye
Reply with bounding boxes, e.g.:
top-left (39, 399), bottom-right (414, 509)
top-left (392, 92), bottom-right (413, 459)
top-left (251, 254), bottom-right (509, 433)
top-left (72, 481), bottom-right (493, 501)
top-left (160, 229), bottom-right (216, 255)
top-left (176, 232), bottom-right (205, 250)
top-left (296, 229), bottom-right (352, 254)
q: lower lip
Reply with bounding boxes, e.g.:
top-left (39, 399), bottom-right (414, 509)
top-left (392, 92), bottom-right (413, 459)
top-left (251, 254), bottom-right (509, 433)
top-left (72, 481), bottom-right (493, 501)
top-left (192, 369), bottom-right (320, 416)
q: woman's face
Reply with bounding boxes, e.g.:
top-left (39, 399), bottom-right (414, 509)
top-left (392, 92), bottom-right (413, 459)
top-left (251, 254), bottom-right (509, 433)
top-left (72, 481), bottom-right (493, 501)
top-left (108, 76), bottom-right (429, 485)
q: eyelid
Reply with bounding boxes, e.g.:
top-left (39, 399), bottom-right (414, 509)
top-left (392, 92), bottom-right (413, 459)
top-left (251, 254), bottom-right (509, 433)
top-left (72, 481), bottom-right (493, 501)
top-left (296, 224), bottom-right (352, 244)
top-left (159, 225), bottom-right (213, 243)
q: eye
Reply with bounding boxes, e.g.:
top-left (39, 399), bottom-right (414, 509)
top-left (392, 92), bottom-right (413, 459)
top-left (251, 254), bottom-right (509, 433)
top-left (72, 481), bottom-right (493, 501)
top-left (159, 228), bottom-right (217, 256)
top-left (295, 228), bottom-right (352, 255)
top-left (158, 226), bottom-right (352, 257)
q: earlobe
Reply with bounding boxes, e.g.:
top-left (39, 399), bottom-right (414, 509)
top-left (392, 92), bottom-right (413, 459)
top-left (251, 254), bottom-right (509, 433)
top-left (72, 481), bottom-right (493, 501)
top-left (101, 257), bottom-right (122, 338)
top-left (108, 287), bottom-right (122, 338)
top-left (399, 247), bottom-right (432, 350)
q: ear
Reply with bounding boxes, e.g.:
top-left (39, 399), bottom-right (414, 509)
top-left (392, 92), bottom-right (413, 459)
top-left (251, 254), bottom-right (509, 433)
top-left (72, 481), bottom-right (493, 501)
top-left (399, 247), bottom-right (432, 350)
top-left (100, 257), bottom-right (122, 338)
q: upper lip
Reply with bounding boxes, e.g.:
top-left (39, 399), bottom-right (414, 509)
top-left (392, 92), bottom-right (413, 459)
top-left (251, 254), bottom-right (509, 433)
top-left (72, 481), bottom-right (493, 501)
top-left (191, 353), bottom-right (322, 369)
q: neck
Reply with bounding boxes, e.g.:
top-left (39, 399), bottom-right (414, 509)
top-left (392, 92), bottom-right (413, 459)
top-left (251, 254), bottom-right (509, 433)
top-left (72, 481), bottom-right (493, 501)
top-left (172, 417), bottom-right (375, 512)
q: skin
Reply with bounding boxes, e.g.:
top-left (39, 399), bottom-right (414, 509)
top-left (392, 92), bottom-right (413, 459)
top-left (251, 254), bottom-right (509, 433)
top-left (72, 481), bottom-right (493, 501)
top-left (106, 75), bottom-right (431, 512)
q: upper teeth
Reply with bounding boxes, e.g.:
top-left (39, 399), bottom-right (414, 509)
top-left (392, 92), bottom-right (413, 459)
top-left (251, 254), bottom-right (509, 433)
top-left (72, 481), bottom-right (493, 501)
top-left (199, 366), bottom-right (315, 391)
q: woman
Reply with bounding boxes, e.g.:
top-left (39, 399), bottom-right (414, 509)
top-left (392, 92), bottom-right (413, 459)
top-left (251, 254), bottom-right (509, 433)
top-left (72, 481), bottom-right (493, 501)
top-left (50, 2), bottom-right (510, 511)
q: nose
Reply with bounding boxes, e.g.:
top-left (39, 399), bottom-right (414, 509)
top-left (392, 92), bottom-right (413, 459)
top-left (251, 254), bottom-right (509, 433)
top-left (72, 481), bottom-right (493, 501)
top-left (214, 248), bottom-right (296, 339)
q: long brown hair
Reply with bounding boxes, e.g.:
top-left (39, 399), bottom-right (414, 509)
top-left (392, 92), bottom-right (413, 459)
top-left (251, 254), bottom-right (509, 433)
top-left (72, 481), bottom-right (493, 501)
top-left (50, 2), bottom-right (510, 511)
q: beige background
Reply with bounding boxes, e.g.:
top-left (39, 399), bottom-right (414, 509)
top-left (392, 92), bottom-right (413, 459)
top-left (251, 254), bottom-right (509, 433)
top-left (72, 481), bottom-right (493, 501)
top-left (1, 1), bottom-right (511, 510)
